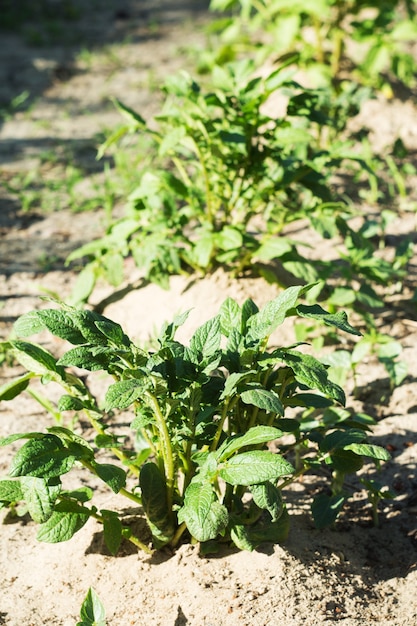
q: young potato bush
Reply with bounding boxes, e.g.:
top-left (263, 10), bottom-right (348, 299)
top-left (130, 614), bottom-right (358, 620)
top-left (208, 0), bottom-right (417, 91)
top-left (67, 59), bottom-right (409, 316)
top-left (0, 285), bottom-right (390, 554)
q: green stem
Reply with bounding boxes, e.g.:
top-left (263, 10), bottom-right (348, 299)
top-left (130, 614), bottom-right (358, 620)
top-left (145, 392), bottom-right (175, 514)
top-left (170, 522), bottom-right (187, 548)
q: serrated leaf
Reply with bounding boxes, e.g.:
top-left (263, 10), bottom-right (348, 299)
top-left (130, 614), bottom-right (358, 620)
top-left (189, 316), bottom-right (221, 362)
top-left (311, 493), bottom-right (346, 529)
top-left (219, 451), bottom-right (294, 486)
top-left (94, 463), bottom-right (126, 493)
top-left (77, 588), bottom-right (106, 626)
top-left (0, 373), bottom-right (32, 401)
top-left (0, 479), bottom-right (23, 502)
top-left (37, 500), bottom-right (90, 542)
top-left (295, 304), bottom-right (362, 336)
top-left (57, 346), bottom-right (112, 371)
top-left (20, 476), bottom-right (61, 523)
top-left (102, 511), bottom-right (123, 556)
top-left (247, 285), bottom-right (306, 341)
top-left (37, 309), bottom-right (87, 344)
top-left (240, 388), bottom-right (284, 415)
top-left (217, 426), bottom-right (283, 462)
top-left (250, 482), bottom-right (284, 522)
top-left (9, 435), bottom-right (77, 479)
top-left (104, 379), bottom-right (144, 411)
top-left (178, 481), bottom-right (229, 542)
top-left (279, 349), bottom-right (346, 405)
top-left (344, 443), bottom-right (391, 462)
top-left (139, 463), bottom-right (174, 547)
top-left (219, 298), bottom-right (241, 337)
top-left (94, 320), bottom-right (129, 347)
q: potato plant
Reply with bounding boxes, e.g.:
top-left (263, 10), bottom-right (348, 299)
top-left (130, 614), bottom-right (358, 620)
top-left (208, 0), bottom-right (417, 91)
top-left (0, 286), bottom-right (390, 553)
top-left (65, 59), bottom-right (409, 315)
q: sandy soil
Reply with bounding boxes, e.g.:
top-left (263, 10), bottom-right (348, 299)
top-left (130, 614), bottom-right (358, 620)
top-left (1, 2), bottom-right (417, 625)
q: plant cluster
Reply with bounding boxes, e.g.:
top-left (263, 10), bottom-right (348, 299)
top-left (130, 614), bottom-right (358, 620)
top-left (207, 0), bottom-right (417, 92)
top-left (67, 60), bottom-right (410, 318)
top-left (0, 287), bottom-right (390, 553)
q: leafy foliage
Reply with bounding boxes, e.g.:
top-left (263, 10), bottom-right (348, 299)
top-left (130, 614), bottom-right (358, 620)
top-left (0, 288), bottom-right (390, 553)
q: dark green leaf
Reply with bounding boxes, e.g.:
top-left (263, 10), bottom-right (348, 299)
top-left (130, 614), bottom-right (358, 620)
top-left (94, 463), bottom-right (126, 494)
top-left (240, 388), bottom-right (284, 415)
top-left (279, 350), bottom-right (346, 405)
top-left (140, 463), bottom-right (174, 548)
top-left (250, 482), bottom-right (284, 522)
top-left (0, 374), bottom-right (32, 401)
top-left (102, 510), bottom-right (123, 556)
top-left (94, 320), bottom-right (130, 347)
top-left (219, 451), bottom-right (294, 486)
top-left (37, 500), bottom-right (90, 542)
top-left (9, 435), bottom-right (77, 479)
top-left (321, 429), bottom-right (367, 453)
top-left (57, 346), bottom-right (112, 371)
top-left (178, 481), bottom-right (229, 542)
top-left (217, 426), bottom-right (283, 462)
top-left (37, 309), bottom-right (87, 344)
top-left (20, 476), bottom-right (61, 523)
top-left (104, 379), bottom-right (145, 411)
top-left (329, 449), bottom-right (364, 473)
top-left (295, 304), bottom-right (362, 336)
top-left (311, 493), bottom-right (346, 529)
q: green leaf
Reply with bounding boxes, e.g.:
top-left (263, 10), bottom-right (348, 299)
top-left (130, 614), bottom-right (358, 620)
top-left (178, 481), bottom-right (229, 542)
top-left (250, 482), bottom-right (284, 522)
top-left (220, 371), bottom-right (255, 399)
top-left (230, 509), bottom-right (290, 551)
top-left (0, 373), bottom-right (32, 401)
top-left (279, 349), bottom-right (346, 405)
top-left (329, 449), bottom-right (363, 473)
top-left (219, 297), bottom-right (241, 337)
top-left (77, 588), bottom-right (106, 626)
top-left (9, 435), bottom-right (77, 479)
top-left (189, 316), bottom-right (221, 362)
top-left (37, 309), bottom-right (87, 344)
top-left (219, 451), bottom-right (294, 486)
top-left (57, 346), bottom-right (112, 371)
top-left (247, 285), bottom-right (307, 341)
top-left (11, 341), bottom-right (61, 376)
top-left (94, 463), bottom-right (126, 494)
top-left (102, 510), bottom-right (123, 556)
top-left (320, 429), bottom-right (367, 453)
top-left (13, 311), bottom-right (46, 337)
top-left (37, 500), bottom-right (90, 542)
top-left (57, 395), bottom-right (87, 412)
top-left (20, 476), bottom-right (61, 523)
top-left (295, 304), bottom-right (362, 336)
top-left (0, 479), bottom-right (23, 502)
top-left (140, 463), bottom-right (174, 547)
top-left (104, 379), bottom-right (144, 411)
top-left (344, 443), bottom-right (391, 462)
top-left (217, 426), bottom-right (283, 461)
top-left (311, 493), bottom-right (346, 529)
top-left (240, 388), bottom-right (284, 415)
top-left (94, 320), bottom-right (129, 347)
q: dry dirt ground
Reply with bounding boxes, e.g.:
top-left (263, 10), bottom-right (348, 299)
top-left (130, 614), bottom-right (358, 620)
top-left (1, 2), bottom-right (417, 625)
